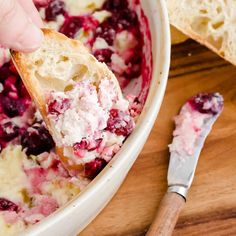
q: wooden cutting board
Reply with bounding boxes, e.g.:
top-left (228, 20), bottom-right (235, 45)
top-left (80, 39), bottom-right (236, 236)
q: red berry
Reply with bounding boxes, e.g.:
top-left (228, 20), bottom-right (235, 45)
top-left (0, 121), bottom-right (19, 142)
top-left (60, 16), bottom-right (83, 38)
top-left (47, 98), bottom-right (70, 115)
top-left (73, 138), bottom-right (103, 157)
top-left (95, 23), bottom-right (116, 45)
top-left (189, 93), bottom-right (223, 115)
top-left (21, 123), bottom-right (55, 156)
top-left (103, 0), bottom-right (128, 11)
top-left (94, 49), bottom-right (113, 63)
top-left (106, 109), bottom-right (134, 136)
top-left (1, 96), bottom-right (27, 118)
top-left (4, 76), bottom-right (17, 92)
top-left (9, 61), bottom-right (18, 74)
top-left (60, 16), bottom-right (98, 39)
top-left (87, 139), bottom-right (103, 151)
top-left (84, 158), bottom-right (107, 179)
top-left (45, 0), bottom-right (65, 21)
top-left (73, 139), bottom-right (89, 151)
top-left (0, 198), bottom-right (18, 212)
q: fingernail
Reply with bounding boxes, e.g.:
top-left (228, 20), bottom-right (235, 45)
top-left (16, 23), bottom-right (43, 52)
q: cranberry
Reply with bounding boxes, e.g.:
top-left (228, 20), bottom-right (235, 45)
top-left (123, 63), bottom-right (141, 79)
top-left (73, 139), bottom-right (89, 150)
top-left (21, 123), bottom-right (55, 155)
top-left (96, 23), bottom-right (116, 45)
top-left (189, 93), bottom-right (224, 115)
top-left (117, 9), bottom-right (138, 30)
top-left (1, 96), bottom-right (27, 118)
top-left (19, 83), bottom-right (30, 99)
top-left (82, 17), bottom-right (99, 31)
top-left (84, 158), bottom-right (107, 179)
top-left (4, 76), bottom-right (17, 92)
top-left (9, 61), bottom-right (18, 74)
top-left (34, 0), bottom-right (49, 9)
top-left (0, 122), bottom-right (19, 142)
top-left (73, 138), bottom-right (103, 157)
top-left (129, 48), bottom-right (142, 64)
top-left (94, 49), bottom-right (113, 63)
top-left (50, 159), bottom-right (61, 171)
top-left (45, 0), bottom-right (65, 21)
top-left (60, 16), bottom-right (84, 38)
top-left (47, 98), bottom-right (70, 115)
top-left (106, 109), bottom-right (134, 136)
top-left (103, 0), bottom-right (128, 11)
top-left (87, 139), bottom-right (103, 151)
top-left (0, 64), bottom-right (11, 81)
top-left (60, 16), bottom-right (98, 39)
top-left (0, 198), bottom-right (18, 212)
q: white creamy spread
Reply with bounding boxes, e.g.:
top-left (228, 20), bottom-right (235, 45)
top-left (114, 31), bottom-right (137, 53)
top-left (0, 146), bottom-right (89, 236)
top-left (47, 78), bottom-right (128, 147)
top-left (169, 103), bottom-right (211, 156)
top-left (111, 53), bottom-right (127, 74)
top-left (93, 37), bottom-right (111, 50)
top-left (0, 216), bottom-right (25, 236)
top-left (92, 10), bottom-right (111, 23)
top-left (0, 146), bottom-right (30, 203)
top-left (0, 47), bottom-right (10, 67)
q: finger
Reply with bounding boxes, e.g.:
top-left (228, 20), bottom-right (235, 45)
top-left (17, 0), bottom-right (43, 27)
top-left (0, 0), bottom-right (43, 52)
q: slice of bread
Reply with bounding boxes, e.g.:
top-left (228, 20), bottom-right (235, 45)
top-left (167, 0), bottom-right (236, 65)
top-left (11, 28), bottom-right (124, 171)
top-left (171, 25), bottom-right (188, 45)
top-left (11, 28), bottom-right (122, 134)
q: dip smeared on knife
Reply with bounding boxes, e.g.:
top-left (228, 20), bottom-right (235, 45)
top-left (169, 93), bottom-right (223, 159)
top-left (147, 93), bottom-right (223, 235)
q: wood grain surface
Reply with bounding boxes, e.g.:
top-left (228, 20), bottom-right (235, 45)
top-left (80, 39), bottom-right (236, 236)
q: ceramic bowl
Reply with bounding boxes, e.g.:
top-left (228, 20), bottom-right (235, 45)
top-left (22, 0), bottom-right (170, 235)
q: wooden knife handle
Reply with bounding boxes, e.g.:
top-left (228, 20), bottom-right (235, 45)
top-left (146, 192), bottom-right (185, 236)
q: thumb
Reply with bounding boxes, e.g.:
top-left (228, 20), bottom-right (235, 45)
top-left (0, 0), bottom-right (43, 52)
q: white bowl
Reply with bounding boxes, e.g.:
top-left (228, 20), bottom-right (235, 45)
top-left (22, 1), bottom-right (170, 235)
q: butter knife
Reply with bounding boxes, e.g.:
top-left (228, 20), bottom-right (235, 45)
top-left (146, 93), bottom-right (223, 236)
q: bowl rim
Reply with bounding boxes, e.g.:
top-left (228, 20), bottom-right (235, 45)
top-left (22, 0), bottom-right (170, 234)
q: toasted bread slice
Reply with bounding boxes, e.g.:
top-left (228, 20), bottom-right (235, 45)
top-left (11, 29), bottom-right (126, 172)
top-left (11, 28), bottom-right (122, 127)
top-left (167, 0), bottom-right (236, 65)
top-left (171, 25), bottom-right (188, 45)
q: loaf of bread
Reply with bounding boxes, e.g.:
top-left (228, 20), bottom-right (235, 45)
top-left (167, 0), bottom-right (236, 65)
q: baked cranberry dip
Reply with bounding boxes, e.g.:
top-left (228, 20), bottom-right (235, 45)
top-left (0, 0), bottom-right (152, 235)
top-left (46, 78), bottom-right (134, 175)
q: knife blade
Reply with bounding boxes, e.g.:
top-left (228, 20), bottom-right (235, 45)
top-left (146, 92), bottom-right (223, 236)
top-left (168, 93), bottom-right (223, 198)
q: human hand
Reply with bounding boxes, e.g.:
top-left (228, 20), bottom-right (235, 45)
top-left (0, 0), bottom-right (43, 52)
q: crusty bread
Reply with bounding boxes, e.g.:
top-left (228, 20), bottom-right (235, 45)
top-left (11, 29), bottom-right (124, 171)
top-left (167, 0), bottom-right (236, 65)
top-left (171, 25), bottom-right (188, 45)
top-left (11, 28), bottom-right (122, 138)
